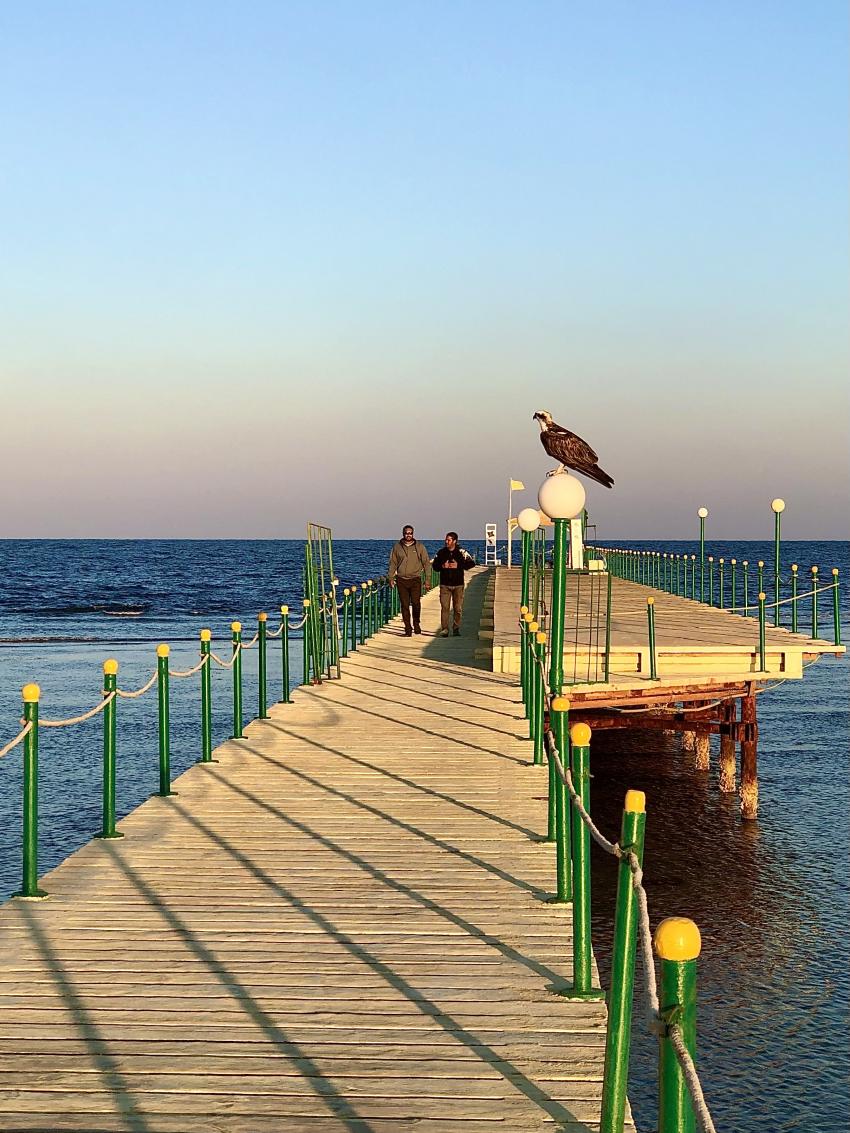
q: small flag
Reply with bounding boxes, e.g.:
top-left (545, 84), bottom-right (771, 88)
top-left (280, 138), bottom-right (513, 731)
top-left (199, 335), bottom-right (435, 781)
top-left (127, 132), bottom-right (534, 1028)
top-left (510, 479), bottom-right (525, 491)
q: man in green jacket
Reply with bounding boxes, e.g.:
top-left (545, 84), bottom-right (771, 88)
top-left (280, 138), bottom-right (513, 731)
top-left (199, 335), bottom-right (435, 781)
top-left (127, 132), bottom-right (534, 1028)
top-left (388, 524), bottom-right (431, 636)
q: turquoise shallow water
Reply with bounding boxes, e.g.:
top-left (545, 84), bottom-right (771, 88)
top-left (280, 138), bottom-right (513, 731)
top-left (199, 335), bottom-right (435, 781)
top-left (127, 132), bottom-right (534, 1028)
top-left (0, 538), bottom-right (847, 1133)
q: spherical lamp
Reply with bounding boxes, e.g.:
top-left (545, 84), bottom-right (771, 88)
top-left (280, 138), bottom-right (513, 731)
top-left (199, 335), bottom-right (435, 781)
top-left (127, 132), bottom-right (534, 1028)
top-left (697, 507), bottom-right (709, 519)
top-left (537, 473), bottom-right (586, 520)
top-left (771, 498), bottom-right (786, 513)
top-left (517, 507), bottom-right (542, 533)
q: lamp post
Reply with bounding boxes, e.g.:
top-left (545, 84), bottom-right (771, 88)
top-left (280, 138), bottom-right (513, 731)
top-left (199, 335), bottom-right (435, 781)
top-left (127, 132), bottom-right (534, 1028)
top-left (538, 473), bottom-right (587, 697)
top-left (697, 507), bottom-right (708, 602)
top-left (771, 498), bottom-right (785, 627)
top-left (517, 507), bottom-right (541, 610)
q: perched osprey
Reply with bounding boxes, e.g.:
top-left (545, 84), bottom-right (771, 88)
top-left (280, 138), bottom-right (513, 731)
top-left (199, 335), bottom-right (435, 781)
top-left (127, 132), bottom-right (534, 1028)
top-left (533, 410), bottom-right (614, 488)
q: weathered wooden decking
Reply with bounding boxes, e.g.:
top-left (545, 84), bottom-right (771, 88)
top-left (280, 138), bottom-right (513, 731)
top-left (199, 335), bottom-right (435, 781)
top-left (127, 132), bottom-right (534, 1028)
top-left (491, 568), bottom-right (843, 703)
top-left (0, 570), bottom-right (627, 1132)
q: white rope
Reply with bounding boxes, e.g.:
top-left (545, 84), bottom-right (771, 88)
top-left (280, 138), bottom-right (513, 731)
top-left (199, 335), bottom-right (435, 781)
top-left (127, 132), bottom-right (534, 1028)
top-left (39, 691), bottom-right (116, 728)
top-left (210, 643), bottom-right (242, 668)
top-left (116, 671), bottom-right (158, 699)
top-left (0, 720), bottom-right (33, 760)
top-left (169, 655), bottom-right (208, 678)
top-left (288, 613), bottom-right (309, 630)
top-left (543, 711), bottom-right (717, 1133)
top-left (726, 580), bottom-right (837, 614)
top-left (240, 632), bottom-right (260, 649)
top-left (266, 623), bottom-right (284, 638)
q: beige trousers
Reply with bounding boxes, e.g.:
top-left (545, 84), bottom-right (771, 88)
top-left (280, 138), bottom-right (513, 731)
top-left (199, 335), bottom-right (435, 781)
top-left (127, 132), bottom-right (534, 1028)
top-left (439, 584), bottom-right (464, 631)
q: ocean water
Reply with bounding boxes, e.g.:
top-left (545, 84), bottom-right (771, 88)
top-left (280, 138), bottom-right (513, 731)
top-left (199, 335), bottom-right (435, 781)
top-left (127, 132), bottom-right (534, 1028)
top-left (1, 538), bottom-right (847, 1133)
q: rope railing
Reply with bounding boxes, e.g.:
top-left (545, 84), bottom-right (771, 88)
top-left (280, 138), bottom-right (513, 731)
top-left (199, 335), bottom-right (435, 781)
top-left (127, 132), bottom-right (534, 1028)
top-left (521, 638), bottom-right (718, 1133)
top-left (2, 522), bottom-right (402, 903)
top-left (592, 543), bottom-right (841, 646)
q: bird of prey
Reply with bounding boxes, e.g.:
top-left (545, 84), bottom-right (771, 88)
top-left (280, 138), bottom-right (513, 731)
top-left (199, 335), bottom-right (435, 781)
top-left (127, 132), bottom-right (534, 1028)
top-left (532, 410), bottom-right (614, 488)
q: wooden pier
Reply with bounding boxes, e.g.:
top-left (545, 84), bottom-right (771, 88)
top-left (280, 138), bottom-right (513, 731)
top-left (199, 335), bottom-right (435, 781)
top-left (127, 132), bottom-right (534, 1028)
top-left (0, 569), bottom-right (629, 1132)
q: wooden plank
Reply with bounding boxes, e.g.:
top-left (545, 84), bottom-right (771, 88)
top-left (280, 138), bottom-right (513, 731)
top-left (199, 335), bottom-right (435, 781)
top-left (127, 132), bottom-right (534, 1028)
top-left (0, 571), bottom-right (634, 1131)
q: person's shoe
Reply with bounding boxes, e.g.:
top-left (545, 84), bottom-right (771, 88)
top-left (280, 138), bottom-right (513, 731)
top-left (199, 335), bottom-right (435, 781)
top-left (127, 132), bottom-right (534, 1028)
top-left (440, 629), bottom-right (449, 637)
top-left (453, 627), bottom-right (460, 636)
top-left (413, 626), bottom-right (422, 634)
top-left (404, 629), bottom-right (413, 637)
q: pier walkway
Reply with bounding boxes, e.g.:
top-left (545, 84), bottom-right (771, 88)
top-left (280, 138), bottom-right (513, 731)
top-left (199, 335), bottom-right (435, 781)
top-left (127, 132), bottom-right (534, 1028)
top-left (0, 569), bottom-right (625, 1132)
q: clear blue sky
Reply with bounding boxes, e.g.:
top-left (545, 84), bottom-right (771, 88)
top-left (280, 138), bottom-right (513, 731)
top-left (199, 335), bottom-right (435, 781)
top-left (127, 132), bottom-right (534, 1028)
top-left (1, 1), bottom-right (846, 540)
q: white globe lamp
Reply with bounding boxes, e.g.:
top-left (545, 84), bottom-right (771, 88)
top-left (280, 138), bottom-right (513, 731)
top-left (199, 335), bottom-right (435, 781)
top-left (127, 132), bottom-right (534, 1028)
top-left (771, 498), bottom-right (785, 514)
top-left (537, 473), bottom-right (586, 520)
top-left (517, 507), bottom-right (542, 533)
top-left (697, 507), bottom-right (708, 519)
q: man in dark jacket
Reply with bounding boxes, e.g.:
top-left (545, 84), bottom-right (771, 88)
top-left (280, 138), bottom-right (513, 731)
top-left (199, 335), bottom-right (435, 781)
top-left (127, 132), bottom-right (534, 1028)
top-left (432, 532), bottom-right (475, 637)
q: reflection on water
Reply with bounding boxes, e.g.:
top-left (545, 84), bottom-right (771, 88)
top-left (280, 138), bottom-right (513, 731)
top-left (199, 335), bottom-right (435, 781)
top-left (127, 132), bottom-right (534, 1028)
top-left (589, 650), bottom-right (849, 1133)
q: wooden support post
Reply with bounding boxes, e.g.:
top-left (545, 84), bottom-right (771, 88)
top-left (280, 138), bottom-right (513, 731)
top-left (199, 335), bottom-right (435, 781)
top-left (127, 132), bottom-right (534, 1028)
top-left (694, 731), bottom-right (710, 770)
top-left (718, 699), bottom-right (737, 794)
top-left (739, 690), bottom-right (759, 820)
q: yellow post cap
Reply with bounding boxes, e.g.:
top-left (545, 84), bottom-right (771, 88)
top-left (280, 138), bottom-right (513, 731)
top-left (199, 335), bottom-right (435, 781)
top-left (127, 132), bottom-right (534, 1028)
top-left (200, 628), bottom-right (212, 642)
top-left (303, 598), bottom-right (311, 607)
top-left (833, 568), bottom-right (839, 576)
top-left (791, 563), bottom-right (798, 571)
top-left (812, 565), bottom-right (819, 573)
top-left (535, 631), bottom-right (546, 644)
top-left (654, 916), bottom-right (701, 961)
top-left (156, 644), bottom-right (170, 658)
top-left (647, 596), bottom-right (655, 606)
top-left (520, 605), bottom-right (529, 614)
top-left (529, 621), bottom-right (539, 633)
top-left (551, 696), bottom-right (571, 712)
top-left (258, 612), bottom-right (268, 622)
top-left (343, 588), bottom-right (350, 596)
top-left (758, 560), bottom-right (764, 567)
top-left (523, 611), bottom-right (533, 623)
top-left (367, 579), bottom-right (373, 585)
top-left (231, 621), bottom-right (242, 634)
top-left (731, 558), bottom-right (736, 565)
top-left (624, 789), bottom-right (646, 813)
top-left (570, 722), bottom-right (592, 746)
top-left (758, 592), bottom-right (766, 601)
top-left (103, 658), bottom-right (119, 676)
top-left (280, 604), bottom-right (289, 614)
top-left (22, 682), bottom-right (40, 703)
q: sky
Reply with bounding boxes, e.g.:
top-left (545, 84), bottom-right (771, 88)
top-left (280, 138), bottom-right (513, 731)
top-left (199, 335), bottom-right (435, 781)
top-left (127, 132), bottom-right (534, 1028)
top-left (1, 1), bottom-right (847, 540)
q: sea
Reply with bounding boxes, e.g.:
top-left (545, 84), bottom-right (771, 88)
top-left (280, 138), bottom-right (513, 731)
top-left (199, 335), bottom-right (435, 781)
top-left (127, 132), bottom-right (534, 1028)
top-left (0, 538), bottom-right (847, 1133)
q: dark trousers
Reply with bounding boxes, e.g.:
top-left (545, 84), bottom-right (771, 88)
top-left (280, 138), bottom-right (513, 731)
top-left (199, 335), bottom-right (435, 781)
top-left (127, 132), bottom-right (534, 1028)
top-left (396, 575), bottom-right (422, 632)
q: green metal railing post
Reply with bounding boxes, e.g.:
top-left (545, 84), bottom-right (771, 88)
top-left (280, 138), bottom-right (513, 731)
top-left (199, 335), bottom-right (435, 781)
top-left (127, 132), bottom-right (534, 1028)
top-left (790, 567), bottom-right (799, 632)
top-left (519, 604), bottom-right (529, 706)
top-left (772, 498), bottom-right (785, 626)
top-left (600, 789), bottom-right (647, 1133)
top-left (758, 592), bottom-right (767, 670)
top-left (97, 659), bottom-right (122, 839)
top-left (521, 529), bottom-right (532, 608)
top-left (527, 620), bottom-right (539, 736)
top-left (708, 557), bottom-right (715, 606)
top-left (257, 613), bottom-right (268, 719)
top-left (549, 518), bottom-right (568, 696)
top-left (349, 587), bottom-right (358, 652)
top-left (811, 566), bottom-right (819, 638)
top-left (523, 616), bottom-right (534, 720)
top-left (549, 697), bottom-right (572, 903)
top-left (156, 645), bottom-right (176, 796)
top-left (647, 598), bottom-right (658, 680)
top-left (560, 723), bottom-right (603, 1000)
top-left (730, 559), bottom-right (737, 612)
top-left (533, 632), bottom-right (546, 765)
top-left (832, 568), bottom-right (841, 646)
top-left (656, 917), bottom-right (701, 1133)
top-left (341, 590), bottom-right (350, 658)
top-left (359, 583), bottom-right (367, 645)
top-left (302, 600), bottom-right (311, 684)
top-left (14, 683), bottom-right (48, 899)
top-left (757, 561), bottom-right (765, 605)
top-left (231, 621), bottom-right (243, 737)
top-left (279, 606), bottom-right (292, 701)
top-left (604, 570), bottom-right (613, 683)
top-left (718, 559), bottom-right (725, 609)
top-left (742, 561), bottom-right (750, 614)
top-left (200, 630), bottom-right (213, 761)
